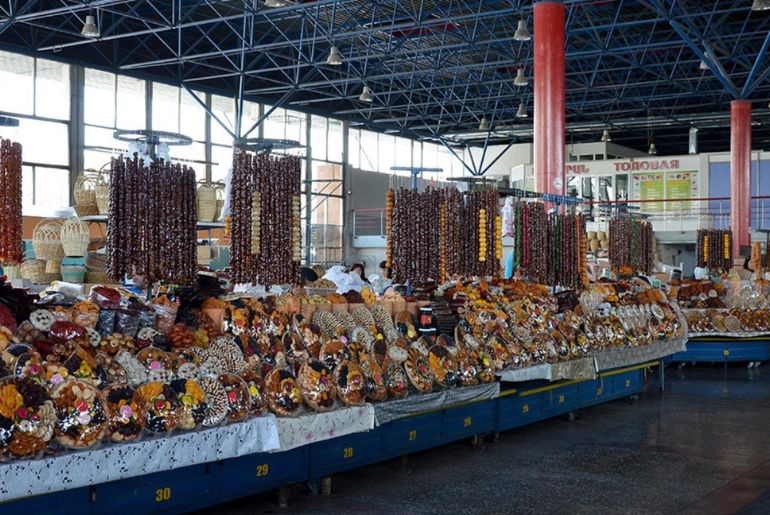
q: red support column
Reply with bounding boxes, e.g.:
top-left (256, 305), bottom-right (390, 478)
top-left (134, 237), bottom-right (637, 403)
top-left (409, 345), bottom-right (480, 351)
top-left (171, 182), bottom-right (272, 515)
top-left (533, 1), bottom-right (566, 196)
top-left (730, 100), bottom-right (751, 257)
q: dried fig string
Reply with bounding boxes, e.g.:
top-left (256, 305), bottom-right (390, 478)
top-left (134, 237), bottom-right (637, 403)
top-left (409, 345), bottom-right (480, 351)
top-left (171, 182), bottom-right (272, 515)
top-left (0, 139), bottom-right (23, 265)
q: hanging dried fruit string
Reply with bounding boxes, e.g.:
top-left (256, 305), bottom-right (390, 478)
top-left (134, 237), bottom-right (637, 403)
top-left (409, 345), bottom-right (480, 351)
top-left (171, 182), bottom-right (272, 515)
top-left (608, 218), bottom-right (654, 275)
top-left (696, 228), bottom-right (733, 272)
top-left (106, 156), bottom-right (197, 285)
top-left (0, 139), bottom-right (23, 266)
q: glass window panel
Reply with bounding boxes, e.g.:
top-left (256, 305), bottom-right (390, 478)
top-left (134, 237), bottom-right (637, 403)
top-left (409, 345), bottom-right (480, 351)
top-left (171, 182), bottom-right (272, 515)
top-left (34, 166), bottom-right (70, 208)
top-left (412, 140), bottom-right (421, 169)
top-left (348, 129), bottom-right (360, 169)
top-left (327, 119), bottom-right (343, 162)
top-left (394, 137), bottom-right (412, 168)
top-left (211, 144), bottom-right (232, 184)
top-left (311, 162), bottom-right (343, 194)
top-left (180, 89), bottom-right (206, 141)
top-left (84, 149), bottom-right (113, 172)
top-left (264, 106), bottom-right (285, 140)
top-left (0, 51), bottom-right (33, 115)
top-left (85, 124), bottom-right (121, 151)
top-left (360, 130), bottom-right (378, 171)
top-left (286, 110), bottom-right (305, 144)
top-left (171, 140), bottom-right (206, 168)
top-left (117, 75), bottom-right (145, 129)
top-left (17, 118), bottom-right (68, 166)
top-left (35, 59), bottom-right (69, 119)
top-left (311, 115), bottom-right (327, 160)
top-left (84, 68), bottom-right (115, 126)
top-left (211, 95), bottom-right (235, 144)
top-left (422, 143), bottom-right (439, 171)
top-left (239, 100), bottom-right (262, 139)
top-left (21, 166), bottom-right (33, 211)
top-left (378, 135), bottom-right (395, 174)
top-left (152, 83), bottom-right (180, 133)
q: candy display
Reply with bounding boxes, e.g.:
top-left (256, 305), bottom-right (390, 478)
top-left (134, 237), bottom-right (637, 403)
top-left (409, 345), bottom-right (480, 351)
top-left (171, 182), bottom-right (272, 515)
top-left (696, 229), bottom-right (733, 272)
top-left (298, 360), bottom-right (336, 412)
top-left (608, 218), bottom-right (654, 275)
top-left (230, 151), bottom-right (301, 286)
top-left (0, 139), bottom-right (23, 266)
top-left (103, 384), bottom-right (145, 442)
top-left (107, 156), bottom-right (198, 285)
top-left (0, 377), bottom-right (55, 458)
top-left (51, 379), bottom-right (108, 448)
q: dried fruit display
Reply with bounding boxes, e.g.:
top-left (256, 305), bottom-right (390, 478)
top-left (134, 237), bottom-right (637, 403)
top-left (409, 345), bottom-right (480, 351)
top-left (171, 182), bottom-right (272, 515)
top-left (106, 156), bottom-right (197, 285)
top-left (230, 151), bottom-right (301, 286)
top-left (608, 218), bottom-right (654, 275)
top-left (0, 139), bottom-right (23, 266)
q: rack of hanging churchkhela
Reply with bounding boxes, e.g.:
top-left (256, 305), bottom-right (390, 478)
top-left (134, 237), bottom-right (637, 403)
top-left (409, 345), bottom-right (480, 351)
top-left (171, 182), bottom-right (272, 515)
top-left (229, 149), bottom-right (302, 286)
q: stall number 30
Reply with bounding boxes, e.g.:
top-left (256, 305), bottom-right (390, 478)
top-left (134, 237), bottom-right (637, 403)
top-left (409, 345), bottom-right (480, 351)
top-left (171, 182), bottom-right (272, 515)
top-left (155, 487), bottom-right (171, 502)
top-left (256, 464), bottom-right (270, 477)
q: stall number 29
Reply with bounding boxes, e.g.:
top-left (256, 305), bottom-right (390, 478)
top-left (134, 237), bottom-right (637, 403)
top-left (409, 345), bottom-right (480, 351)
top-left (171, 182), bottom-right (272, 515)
top-left (256, 464), bottom-right (270, 477)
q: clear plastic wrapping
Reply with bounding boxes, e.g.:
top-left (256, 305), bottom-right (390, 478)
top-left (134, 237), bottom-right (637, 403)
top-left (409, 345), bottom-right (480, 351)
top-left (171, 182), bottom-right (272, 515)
top-left (384, 359), bottom-right (409, 399)
top-left (200, 377), bottom-right (228, 427)
top-left (0, 377), bottom-right (56, 459)
top-left (333, 360), bottom-right (367, 406)
top-left (103, 384), bottom-right (145, 442)
top-left (116, 308), bottom-right (140, 338)
top-left (240, 368), bottom-right (267, 416)
top-left (89, 286), bottom-right (122, 310)
top-left (265, 368), bottom-right (302, 416)
top-left (51, 379), bottom-right (109, 449)
top-left (298, 360), bottom-right (336, 412)
top-left (170, 378), bottom-right (207, 430)
top-left (218, 373), bottom-right (250, 422)
top-left (136, 381), bottom-right (179, 434)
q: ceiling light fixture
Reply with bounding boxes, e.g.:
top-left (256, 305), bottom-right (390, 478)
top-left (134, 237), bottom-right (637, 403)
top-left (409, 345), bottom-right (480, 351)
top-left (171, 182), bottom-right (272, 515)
top-left (752, 0), bottom-right (770, 11)
top-left (326, 45), bottom-right (343, 66)
top-left (514, 19), bottom-right (531, 42)
top-left (699, 59), bottom-right (710, 71)
top-left (514, 68), bottom-right (528, 87)
top-left (81, 14), bottom-right (99, 38)
top-left (516, 102), bottom-right (528, 118)
top-left (601, 129), bottom-right (611, 142)
top-left (359, 85), bottom-right (373, 102)
top-left (265, 0), bottom-right (291, 6)
top-left (479, 116), bottom-right (490, 131)
top-left (648, 142), bottom-right (658, 155)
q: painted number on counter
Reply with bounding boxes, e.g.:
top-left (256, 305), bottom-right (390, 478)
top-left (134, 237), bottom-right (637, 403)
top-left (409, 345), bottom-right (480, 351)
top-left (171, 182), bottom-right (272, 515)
top-left (343, 447), bottom-right (354, 459)
top-left (625, 379), bottom-right (631, 388)
top-left (597, 387), bottom-right (603, 396)
top-left (256, 464), bottom-right (270, 477)
top-left (408, 430), bottom-right (417, 441)
top-left (724, 349), bottom-right (730, 357)
top-left (155, 487), bottom-right (171, 502)
top-left (522, 404), bottom-right (529, 414)
top-left (464, 416), bottom-right (472, 427)
top-left (558, 394), bottom-right (565, 404)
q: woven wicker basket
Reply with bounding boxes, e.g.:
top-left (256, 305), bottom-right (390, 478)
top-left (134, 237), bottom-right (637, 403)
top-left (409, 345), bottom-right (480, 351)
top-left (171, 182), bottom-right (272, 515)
top-left (20, 259), bottom-right (45, 283)
top-left (61, 217), bottom-right (90, 257)
top-left (38, 273), bottom-right (60, 284)
top-left (45, 260), bottom-right (61, 274)
top-left (32, 219), bottom-right (63, 261)
top-left (95, 174), bottom-right (110, 215)
top-left (197, 183), bottom-right (219, 222)
top-left (74, 174), bottom-right (98, 211)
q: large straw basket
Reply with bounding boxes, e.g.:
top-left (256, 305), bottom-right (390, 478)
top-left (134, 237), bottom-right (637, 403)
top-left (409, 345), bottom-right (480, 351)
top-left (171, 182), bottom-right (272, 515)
top-left (197, 183), bottom-right (218, 222)
top-left (95, 174), bottom-right (110, 215)
top-left (74, 174), bottom-right (99, 216)
top-left (20, 259), bottom-right (45, 283)
top-left (32, 219), bottom-right (63, 262)
top-left (45, 260), bottom-right (61, 274)
top-left (61, 217), bottom-right (90, 257)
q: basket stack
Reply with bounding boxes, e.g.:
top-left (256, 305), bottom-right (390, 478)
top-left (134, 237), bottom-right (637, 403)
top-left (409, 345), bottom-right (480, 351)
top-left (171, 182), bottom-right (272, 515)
top-left (587, 230), bottom-right (609, 252)
top-left (196, 182), bottom-right (223, 222)
top-left (74, 174), bottom-right (99, 216)
top-left (32, 219), bottom-right (63, 283)
top-left (95, 173), bottom-right (110, 215)
top-left (85, 251), bottom-right (109, 284)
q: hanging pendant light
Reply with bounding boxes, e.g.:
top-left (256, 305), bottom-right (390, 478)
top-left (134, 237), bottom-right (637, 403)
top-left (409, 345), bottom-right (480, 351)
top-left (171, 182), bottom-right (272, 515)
top-left (648, 142), bottom-right (658, 155)
top-left (514, 68), bottom-right (528, 87)
top-left (752, 0), bottom-right (770, 11)
top-left (326, 45), bottom-right (343, 66)
top-left (359, 85), bottom-right (373, 102)
top-left (514, 20), bottom-right (531, 42)
top-left (81, 14), bottom-right (99, 38)
top-left (516, 102), bottom-right (528, 118)
top-left (265, 0), bottom-right (291, 6)
top-left (601, 129), bottom-right (611, 142)
top-left (479, 116), bottom-right (490, 131)
top-left (699, 59), bottom-right (710, 71)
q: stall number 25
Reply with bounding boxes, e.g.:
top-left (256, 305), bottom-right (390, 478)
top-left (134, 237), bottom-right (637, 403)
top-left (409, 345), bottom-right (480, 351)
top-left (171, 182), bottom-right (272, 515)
top-left (155, 487), bottom-right (171, 502)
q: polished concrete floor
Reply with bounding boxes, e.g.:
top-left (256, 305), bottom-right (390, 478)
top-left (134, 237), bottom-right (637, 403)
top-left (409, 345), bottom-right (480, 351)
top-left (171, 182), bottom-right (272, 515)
top-left (202, 365), bottom-right (770, 515)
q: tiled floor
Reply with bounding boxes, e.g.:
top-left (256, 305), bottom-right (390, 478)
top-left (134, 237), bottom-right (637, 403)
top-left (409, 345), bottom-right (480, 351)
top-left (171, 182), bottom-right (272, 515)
top-left (200, 365), bottom-right (770, 514)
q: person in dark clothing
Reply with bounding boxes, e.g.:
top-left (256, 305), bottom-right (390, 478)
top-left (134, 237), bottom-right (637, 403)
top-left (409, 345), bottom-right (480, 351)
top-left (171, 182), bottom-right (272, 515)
top-left (300, 267), bottom-right (319, 286)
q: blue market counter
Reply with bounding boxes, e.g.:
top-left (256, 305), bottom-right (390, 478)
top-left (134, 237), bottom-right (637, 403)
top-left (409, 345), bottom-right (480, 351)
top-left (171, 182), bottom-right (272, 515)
top-left (670, 338), bottom-right (770, 362)
top-left (1, 362), bottom-right (656, 515)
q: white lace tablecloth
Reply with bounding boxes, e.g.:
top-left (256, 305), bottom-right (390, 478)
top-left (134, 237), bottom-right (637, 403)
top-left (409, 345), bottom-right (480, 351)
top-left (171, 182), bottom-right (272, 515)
top-left (373, 383), bottom-right (500, 426)
top-left (275, 404), bottom-right (375, 451)
top-left (592, 337), bottom-right (688, 371)
top-left (689, 332), bottom-right (770, 339)
top-left (497, 358), bottom-right (597, 383)
top-left (0, 415), bottom-right (280, 502)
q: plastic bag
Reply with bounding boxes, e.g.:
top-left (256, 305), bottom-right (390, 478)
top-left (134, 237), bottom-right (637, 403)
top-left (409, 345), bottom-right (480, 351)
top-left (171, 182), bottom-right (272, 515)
top-left (51, 379), bottom-right (109, 449)
top-left (136, 381), bottom-right (180, 434)
top-left (89, 285), bottom-right (122, 310)
top-left (96, 309), bottom-right (117, 336)
top-left (50, 281), bottom-right (84, 299)
top-left (218, 373), bottom-right (251, 422)
top-left (137, 306), bottom-right (157, 330)
top-left (116, 308), bottom-right (140, 338)
top-left (49, 320), bottom-right (88, 344)
top-left (502, 196), bottom-right (515, 237)
top-left (169, 378), bottom-right (207, 431)
top-left (333, 360), bottom-right (367, 406)
top-left (153, 303), bottom-right (178, 335)
top-left (298, 360), bottom-right (336, 412)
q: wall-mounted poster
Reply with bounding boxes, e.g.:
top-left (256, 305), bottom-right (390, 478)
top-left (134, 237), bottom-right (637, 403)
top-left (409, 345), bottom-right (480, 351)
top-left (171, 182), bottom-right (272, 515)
top-left (666, 171), bottom-right (698, 213)
top-left (632, 172), bottom-right (664, 212)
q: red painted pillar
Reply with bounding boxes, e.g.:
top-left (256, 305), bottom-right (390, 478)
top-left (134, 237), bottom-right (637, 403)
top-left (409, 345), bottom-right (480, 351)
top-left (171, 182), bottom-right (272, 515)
top-left (730, 100), bottom-right (751, 257)
top-left (533, 1), bottom-right (566, 196)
